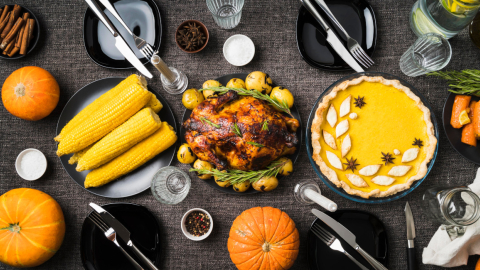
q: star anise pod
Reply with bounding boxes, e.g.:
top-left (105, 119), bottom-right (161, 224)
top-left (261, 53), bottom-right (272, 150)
top-left (343, 157), bottom-right (360, 172)
top-left (412, 138), bottom-right (423, 148)
top-left (354, 96), bottom-right (366, 108)
top-left (381, 152), bottom-right (395, 165)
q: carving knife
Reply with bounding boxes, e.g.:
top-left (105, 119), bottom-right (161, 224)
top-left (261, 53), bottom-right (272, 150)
top-left (312, 209), bottom-right (388, 270)
top-left (405, 202), bottom-right (417, 270)
top-left (84, 0), bottom-right (153, 79)
top-left (299, 0), bottom-right (364, 72)
top-left (89, 203), bottom-right (159, 270)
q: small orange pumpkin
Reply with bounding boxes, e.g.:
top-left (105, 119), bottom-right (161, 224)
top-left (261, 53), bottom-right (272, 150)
top-left (2, 66), bottom-right (60, 121)
top-left (0, 188), bottom-right (65, 268)
top-left (228, 206), bottom-right (300, 270)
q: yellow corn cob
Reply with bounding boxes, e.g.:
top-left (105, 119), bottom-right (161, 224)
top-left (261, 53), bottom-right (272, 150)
top-left (68, 145), bottom-right (93, 165)
top-left (57, 83), bottom-right (152, 156)
top-left (76, 108), bottom-right (162, 171)
top-left (55, 75), bottom-right (147, 142)
top-left (146, 92), bottom-right (163, 113)
top-left (84, 122), bottom-right (177, 188)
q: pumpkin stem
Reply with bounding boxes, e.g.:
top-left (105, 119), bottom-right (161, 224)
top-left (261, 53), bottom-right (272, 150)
top-left (14, 83), bottom-right (26, 97)
top-left (2, 223), bottom-right (21, 233)
top-left (262, 241), bottom-right (272, 252)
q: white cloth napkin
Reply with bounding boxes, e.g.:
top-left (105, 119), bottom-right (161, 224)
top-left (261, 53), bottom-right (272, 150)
top-left (422, 168), bottom-right (480, 267)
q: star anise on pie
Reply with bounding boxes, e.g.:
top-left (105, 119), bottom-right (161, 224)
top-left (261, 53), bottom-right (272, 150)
top-left (343, 157), bottom-right (360, 172)
top-left (412, 138), bottom-right (424, 148)
top-left (354, 96), bottom-right (366, 108)
top-left (381, 152), bottom-right (395, 165)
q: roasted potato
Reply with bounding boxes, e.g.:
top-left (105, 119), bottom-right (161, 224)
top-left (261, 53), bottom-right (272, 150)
top-left (193, 159), bottom-right (214, 179)
top-left (226, 78), bottom-right (246, 89)
top-left (252, 176), bottom-right (278, 192)
top-left (215, 171), bottom-right (231, 187)
top-left (277, 157), bottom-right (293, 176)
top-left (233, 181), bottom-right (251, 192)
top-left (202, 80), bottom-right (222, 99)
top-left (245, 71), bottom-right (273, 94)
top-left (177, 143), bottom-right (196, 164)
top-left (182, 88), bottom-right (204, 110)
top-left (270, 86), bottom-right (294, 108)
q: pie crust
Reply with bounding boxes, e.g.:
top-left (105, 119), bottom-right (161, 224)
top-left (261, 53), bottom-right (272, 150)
top-left (311, 76), bottom-right (437, 199)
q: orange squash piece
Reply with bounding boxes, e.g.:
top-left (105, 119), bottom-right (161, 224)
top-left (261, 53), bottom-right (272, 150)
top-left (462, 100), bottom-right (477, 146)
top-left (0, 188), bottom-right (65, 267)
top-left (228, 206), bottom-right (300, 270)
top-left (451, 95), bottom-right (471, 129)
top-left (474, 101), bottom-right (480, 138)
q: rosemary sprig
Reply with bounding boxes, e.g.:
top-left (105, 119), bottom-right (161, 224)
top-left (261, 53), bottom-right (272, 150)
top-left (428, 70), bottom-right (480, 96)
top-left (246, 141), bottom-right (264, 147)
top-left (199, 86), bottom-right (293, 117)
top-left (199, 117), bottom-right (220, 128)
top-left (261, 120), bottom-right (269, 131)
top-left (189, 160), bottom-right (286, 185)
top-left (232, 123), bottom-right (242, 137)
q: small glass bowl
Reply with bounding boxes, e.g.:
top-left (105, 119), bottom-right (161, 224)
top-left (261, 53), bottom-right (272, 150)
top-left (151, 166), bottom-right (191, 205)
top-left (181, 208), bottom-right (213, 241)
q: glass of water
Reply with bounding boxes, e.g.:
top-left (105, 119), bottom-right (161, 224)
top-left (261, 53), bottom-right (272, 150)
top-left (151, 166), bottom-right (191, 205)
top-left (400, 33), bottom-right (452, 77)
top-left (206, 0), bottom-right (245, 29)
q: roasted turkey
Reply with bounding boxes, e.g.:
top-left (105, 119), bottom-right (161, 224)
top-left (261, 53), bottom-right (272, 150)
top-left (183, 90), bottom-right (299, 171)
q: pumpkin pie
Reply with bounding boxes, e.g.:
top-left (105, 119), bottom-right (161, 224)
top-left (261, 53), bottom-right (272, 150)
top-left (311, 76), bottom-right (437, 199)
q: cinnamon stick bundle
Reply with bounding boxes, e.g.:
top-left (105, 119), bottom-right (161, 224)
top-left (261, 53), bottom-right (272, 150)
top-left (0, 17), bottom-right (23, 49)
top-left (0, 11), bottom-right (10, 35)
top-left (0, 5), bottom-right (10, 23)
top-left (20, 18), bottom-right (34, 55)
top-left (1, 5), bottom-right (21, 39)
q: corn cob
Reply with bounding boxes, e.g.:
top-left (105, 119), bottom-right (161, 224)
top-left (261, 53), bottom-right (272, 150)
top-left (68, 145), bottom-right (92, 165)
top-left (57, 83), bottom-right (152, 156)
top-left (84, 122), bottom-right (177, 188)
top-left (76, 108), bottom-right (162, 171)
top-left (146, 92), bottom-right (163, 113)
top-left (55, 74), bottom-right (147, 142)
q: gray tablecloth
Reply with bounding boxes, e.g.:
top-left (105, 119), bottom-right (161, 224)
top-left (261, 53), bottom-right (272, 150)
top-left (1, 0), bottom-right (479, 269)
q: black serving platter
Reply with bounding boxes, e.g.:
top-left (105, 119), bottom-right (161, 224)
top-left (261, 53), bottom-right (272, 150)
top-left (307, 210), bottom-right (388, 269)
top-left (80, 203), bottom-right (161, 270)
top-left (180, 73), bottom-right (303, 195)
top-left (56, 77), bottom-right (177, 198)
top-left (296, 0), bottom-right (377, 71)
top-left (443, 92), bottom-right (480, 164)
top-left (83, 0), bottom-right (162, 69)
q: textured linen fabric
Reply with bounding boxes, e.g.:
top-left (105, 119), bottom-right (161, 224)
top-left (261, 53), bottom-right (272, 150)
top-left (0, 0), bottom-right (480, 269)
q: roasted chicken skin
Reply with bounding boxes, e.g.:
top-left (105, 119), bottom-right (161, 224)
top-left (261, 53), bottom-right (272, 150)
top-left (183, 90), bottom-right (299, 171)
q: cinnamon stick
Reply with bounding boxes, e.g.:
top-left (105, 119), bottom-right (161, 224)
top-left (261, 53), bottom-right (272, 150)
top-left (20, 18), bottom-right (30, 55)
top-left (8, 47), bottom-right (19, 57)
top-left (27, 18), bottom-right (34, 43)
top-left (3, 38), bottom-right (15, 54)
top-left (0, 11), bottom-right (10, 39)
top-left (0, 17), bottom-right (23, 49)
top-left (15, 13), bottom-right (29, 48)
top-left (0, 12), bottom-right (14, 38)
top-left (0, 5), bottom-right (10, 24)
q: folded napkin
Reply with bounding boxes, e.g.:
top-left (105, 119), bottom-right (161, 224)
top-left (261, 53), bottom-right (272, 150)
top-left (423, 168), bottom-right (480, 267)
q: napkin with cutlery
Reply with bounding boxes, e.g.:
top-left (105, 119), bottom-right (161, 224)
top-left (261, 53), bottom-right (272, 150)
top-left (423, 168), bottom-right (480, 267)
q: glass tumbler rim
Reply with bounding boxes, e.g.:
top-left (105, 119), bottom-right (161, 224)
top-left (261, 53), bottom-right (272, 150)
top-left (409, 32), bottom-right (452, 72)
top-left (206, 0), bottom-right (245, 17)
top-left (440, 187), bottom-right (480, 226)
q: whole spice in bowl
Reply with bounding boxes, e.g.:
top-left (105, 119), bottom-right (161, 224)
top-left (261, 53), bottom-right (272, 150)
top-left (175, 20), bottom-right (209, 53)
top-left (181, 208), bottom-right (213, 241)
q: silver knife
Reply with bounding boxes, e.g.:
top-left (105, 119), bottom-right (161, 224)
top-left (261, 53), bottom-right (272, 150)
top-left (405, 202), bottom-right (417, 270)
top-left (312, 209), bottom-right (388, 270)
top-left (300, 0), bottom-right (364, 72)
top-left (84, 0), bottom-right (153, 79)
top-left (90, 203), bottom-right (159, 270)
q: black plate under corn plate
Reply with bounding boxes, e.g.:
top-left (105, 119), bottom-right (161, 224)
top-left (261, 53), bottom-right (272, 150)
top-left (443, 92), bottom-right (480, 164)
top-left (83, 0), bottom-right (162, 69)
top-left (296, 0), bottom-right (377, 71)
top-left (81, 203), bottom-right (161, 270)
top-left (56, 77), bottom-right (177, 198)
top-left (180, 73), bottom-right (303, 195)
top-left (307, 210), bottom-right (388, 270)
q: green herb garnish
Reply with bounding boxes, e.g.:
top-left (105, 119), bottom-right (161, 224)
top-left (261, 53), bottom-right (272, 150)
top-left (199, 117), bottom-right (220, 128)
top-left (261, 120), bottom-right (269, 131)
top-left (428, 70), bottom-right (480, 96)
top-left (246, 141), bottom-right (264, 147)
top-left (232, 123), bottom-right (242, 138)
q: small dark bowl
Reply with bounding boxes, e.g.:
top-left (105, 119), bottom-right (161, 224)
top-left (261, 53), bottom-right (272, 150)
top-left (0, 5), bottom-right (40, 60)
top-left (175, 20), bottom-right (209, 53)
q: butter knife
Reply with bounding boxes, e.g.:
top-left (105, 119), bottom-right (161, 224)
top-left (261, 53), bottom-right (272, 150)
top-left (90, 203), bottom-right (159, 270)
top-left (299, 0), bottom-right (364, 72)
top-left (312, 209), bottom-right (388, 270)
top-left (84, 0), bottom-right (153, 78)
top-left (405, 202), bottom-right (417, 270)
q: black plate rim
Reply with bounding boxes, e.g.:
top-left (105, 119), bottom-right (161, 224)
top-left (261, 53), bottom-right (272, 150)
top-left (56, 77), bottom-right (177, 198)
top-left (295, 0), bottom-right (377, 71)
top-left (179, 73), bottom-right (303, 195)
top-left (82, 0), bottom-right (162, 69)
top-left (80, 202), bottom-right (162, 270)
top-left (305, 72), bottom-right (439, 204)
top-left (442, 92), bottom-right (480, 164)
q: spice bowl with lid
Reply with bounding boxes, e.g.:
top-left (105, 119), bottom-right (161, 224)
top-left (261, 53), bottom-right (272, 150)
top-left (15, 148), bottom-right (47, 181)
top-left (175, 20), bottom-right (209, 53)
top-left (181, 208), bottom-right (213, 241)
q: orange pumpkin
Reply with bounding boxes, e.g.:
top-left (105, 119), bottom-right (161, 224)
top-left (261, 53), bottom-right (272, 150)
top-left (2, 66), bottom-right (60, 121)
top-left (228, 206), bottom-right (300, 270)
top-left (0, 188), bottom-right (65, 268)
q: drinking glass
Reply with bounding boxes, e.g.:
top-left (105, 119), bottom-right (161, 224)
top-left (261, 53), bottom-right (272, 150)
top-left (151, 166), bottom-right (191, 205)
top-left (400, 33), bottom-right (452, 77)
top-left (423, 186), bottom-right (480, 237)
top-left (206, 0), bottom-right (244, 29)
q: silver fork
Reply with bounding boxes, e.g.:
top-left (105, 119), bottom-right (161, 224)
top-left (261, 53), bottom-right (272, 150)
top-left (89, 211), bottom-right (144, 270)
top-left (312, 223), bottom-right (369, 270)
top-left (313, 0), bottom-right (374, 69)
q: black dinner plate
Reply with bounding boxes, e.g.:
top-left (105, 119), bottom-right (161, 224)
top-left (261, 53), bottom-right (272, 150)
top-left (80, 203), bottom-right (161, 270)
top-left (296, 0), bottom-right (377, 71)
top-left (180, 73), bottom-right (303, 195)
top-left (83, 0), bottom-right (162, 69)
top-left (56, 77), bottom-right (177, 198)
top-left (307, 210), bottom-right (388, 269)
top-left (443, 92), bottom-right (480, 164)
